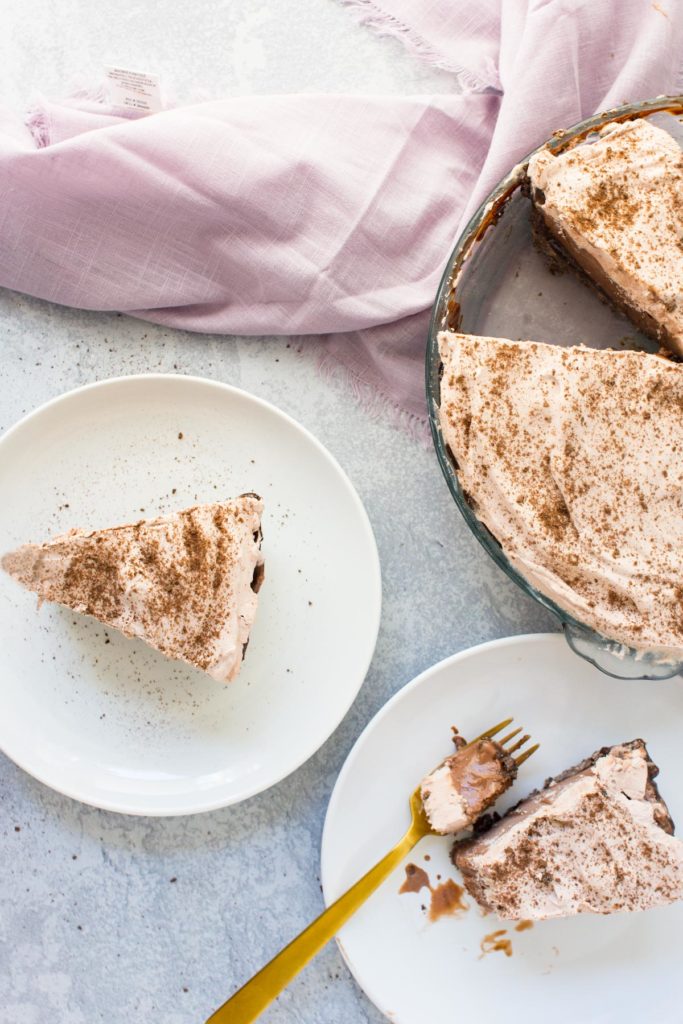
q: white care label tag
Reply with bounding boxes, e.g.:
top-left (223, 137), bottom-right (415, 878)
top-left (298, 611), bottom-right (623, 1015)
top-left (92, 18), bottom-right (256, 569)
top-left (104, 65), bottom-right (162, 113)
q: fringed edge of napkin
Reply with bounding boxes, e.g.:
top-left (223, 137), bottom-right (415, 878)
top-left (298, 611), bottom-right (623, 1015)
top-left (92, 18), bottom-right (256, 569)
top-left (317, 348), bottom-right (430, 445)
top-left (337, 0), bottom-right (494, 92)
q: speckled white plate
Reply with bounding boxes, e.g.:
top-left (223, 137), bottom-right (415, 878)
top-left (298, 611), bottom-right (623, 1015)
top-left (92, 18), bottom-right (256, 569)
top-left (321, 634), bottom-right (683, 1024)
top-left (0, 374), bottom-right (381, 815)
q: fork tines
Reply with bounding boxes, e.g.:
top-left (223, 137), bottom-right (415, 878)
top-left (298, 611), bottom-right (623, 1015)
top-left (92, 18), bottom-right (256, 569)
top-left (470, 717), bottom-right (538, 766)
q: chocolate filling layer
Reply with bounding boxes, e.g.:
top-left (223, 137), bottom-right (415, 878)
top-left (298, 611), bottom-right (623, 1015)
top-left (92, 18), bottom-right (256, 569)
top-left (447, 740), bottom-right (518, 819)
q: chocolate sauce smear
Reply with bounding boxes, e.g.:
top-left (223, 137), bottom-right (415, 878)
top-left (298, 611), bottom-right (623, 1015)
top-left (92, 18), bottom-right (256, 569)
top-left (480, 929), bottom-right (513, 957)
top-left (399, 864), bottom-right (469, 921)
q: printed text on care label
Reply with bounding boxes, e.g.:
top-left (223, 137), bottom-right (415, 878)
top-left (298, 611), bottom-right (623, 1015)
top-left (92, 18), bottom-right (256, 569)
top-left (104, 66), bottom-right (162, 114)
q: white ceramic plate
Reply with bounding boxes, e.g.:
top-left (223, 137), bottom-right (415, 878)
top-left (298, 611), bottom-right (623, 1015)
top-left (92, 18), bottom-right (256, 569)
top-left (321, 634), bottom-right (683, 1024)
top-left (0, 375), bottom-right (381, 815)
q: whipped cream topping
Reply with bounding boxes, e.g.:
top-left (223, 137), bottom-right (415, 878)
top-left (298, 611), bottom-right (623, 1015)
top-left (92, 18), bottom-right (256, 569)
top-left (421, 740), bottom-right (516, 835)
top-left (438, 331), bottom-right (683, 657)
top-left (2, 495), bottom-right (264, 683)
top-left (528, 118), bottom-right (683, 352)
top-left (453, 741), bottom-right (683, 921)
top-left (421, 762), bottom-right (471, 835)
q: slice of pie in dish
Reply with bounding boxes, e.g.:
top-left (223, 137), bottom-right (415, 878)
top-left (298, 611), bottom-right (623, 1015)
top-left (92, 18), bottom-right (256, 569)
top-left (2, 494), bottom-right (265, 683)
top-left (453, 740), bottom-right (683, 920)
top-left (438, 330), bottom-right (683, 659)
top-left (526, 117), bottom-right (683, 354)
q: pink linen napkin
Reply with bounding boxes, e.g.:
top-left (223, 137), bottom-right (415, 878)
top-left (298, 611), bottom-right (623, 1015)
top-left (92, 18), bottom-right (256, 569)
top-left (1, 0), bottom-right (681, 423)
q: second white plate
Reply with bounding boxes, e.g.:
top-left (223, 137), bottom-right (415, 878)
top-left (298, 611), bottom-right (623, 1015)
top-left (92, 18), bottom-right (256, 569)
top-left (321, 634), bottom-right (683, 1024)
top-left (0, 374), bottom-right (381, 815)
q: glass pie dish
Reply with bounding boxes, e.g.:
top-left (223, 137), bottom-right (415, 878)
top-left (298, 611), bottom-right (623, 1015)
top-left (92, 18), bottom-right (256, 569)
top-left (426, 96), bottom-right (683, 681)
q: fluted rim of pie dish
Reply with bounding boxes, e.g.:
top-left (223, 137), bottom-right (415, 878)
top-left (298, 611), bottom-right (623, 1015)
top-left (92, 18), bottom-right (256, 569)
top-left (426, 95), bottom-right (683, 681)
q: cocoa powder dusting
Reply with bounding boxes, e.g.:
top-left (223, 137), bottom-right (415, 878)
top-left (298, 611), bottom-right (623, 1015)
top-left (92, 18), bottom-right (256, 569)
top-left (63, 540), bottom-right (125, 620)
top-left (572, 179), bottom-right (640, 235)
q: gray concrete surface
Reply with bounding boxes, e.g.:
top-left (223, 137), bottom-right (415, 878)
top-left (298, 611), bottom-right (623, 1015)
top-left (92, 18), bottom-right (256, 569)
top-left (0, 4), bottom-right (555, 1021)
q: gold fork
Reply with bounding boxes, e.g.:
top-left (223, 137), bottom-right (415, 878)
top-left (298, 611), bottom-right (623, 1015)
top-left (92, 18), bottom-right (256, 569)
top-left (205, 718), bottom-right (538, 1024)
